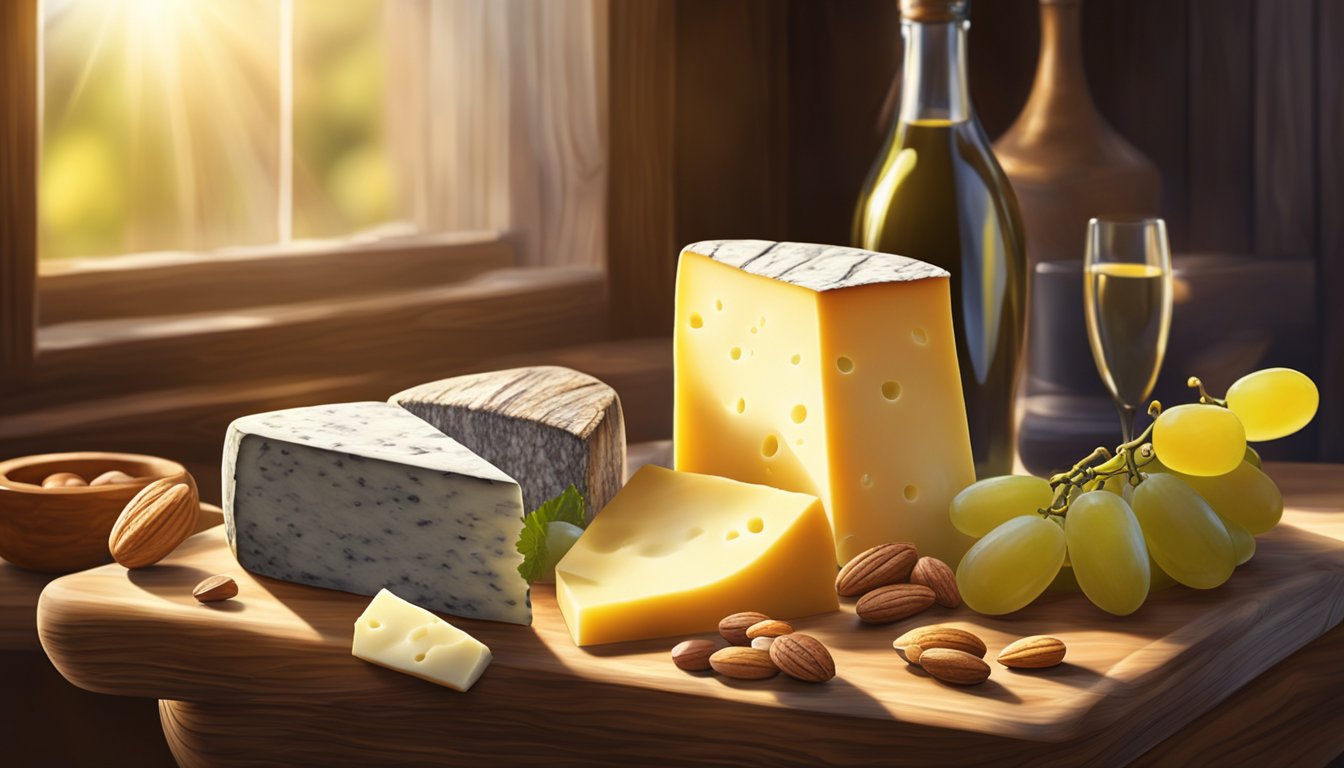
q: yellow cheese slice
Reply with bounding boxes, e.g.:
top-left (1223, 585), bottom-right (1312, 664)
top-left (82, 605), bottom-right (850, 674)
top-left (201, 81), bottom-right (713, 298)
top-left (674, 240), bottom-right (976, 566)
top-left (554, 465), bottom-right (838, 646)
top-left (352, 589), bottom-right (492, 692)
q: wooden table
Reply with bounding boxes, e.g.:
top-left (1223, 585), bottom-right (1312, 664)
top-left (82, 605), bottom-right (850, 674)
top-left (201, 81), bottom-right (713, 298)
top-left (36, 465), bottom-right (1344, 767)
top-left (1, 504), bottom-right (224, 767)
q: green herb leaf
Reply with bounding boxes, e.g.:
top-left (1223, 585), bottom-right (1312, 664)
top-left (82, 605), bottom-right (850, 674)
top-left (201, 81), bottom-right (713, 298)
top-left (517, 485), bottom-right (589, 584)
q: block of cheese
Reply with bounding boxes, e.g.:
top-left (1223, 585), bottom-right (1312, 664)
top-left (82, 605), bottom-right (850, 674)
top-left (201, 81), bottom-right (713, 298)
top-left (391, 366), bottom-right (625, 516)
top-left (674, 240), bottom-right (976, 566)
top-left (223, 402), bottom-right (531, 625)
top-left (555, 465), bottom-right (838, 646)
top-left (352, 589), bottom-right (492, 692)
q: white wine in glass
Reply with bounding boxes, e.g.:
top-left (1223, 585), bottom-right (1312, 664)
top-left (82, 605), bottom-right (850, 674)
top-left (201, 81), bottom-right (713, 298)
top-left (1083, 217), bottom-right (1173, 443)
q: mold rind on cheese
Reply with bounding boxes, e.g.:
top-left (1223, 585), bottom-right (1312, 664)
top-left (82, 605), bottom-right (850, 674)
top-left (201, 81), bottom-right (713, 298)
top-left (681, 239), bottom-right (950, 292)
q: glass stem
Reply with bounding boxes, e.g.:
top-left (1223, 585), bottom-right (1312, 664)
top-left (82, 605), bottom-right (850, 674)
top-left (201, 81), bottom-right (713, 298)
top-left (1115, 399), bottom-right (1136, 444)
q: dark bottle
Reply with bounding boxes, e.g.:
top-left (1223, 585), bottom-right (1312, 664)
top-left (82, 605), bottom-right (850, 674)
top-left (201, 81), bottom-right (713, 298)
top-left (852, 0), bottom-right (1027, 478)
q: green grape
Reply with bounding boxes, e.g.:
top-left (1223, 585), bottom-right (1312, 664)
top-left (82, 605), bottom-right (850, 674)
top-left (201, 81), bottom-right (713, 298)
top-left (1148, 555), bottom-right (1177, 594)
top-left (1244, 445), bottom-right (1262, 468)
top-left (1131, 474), bottom-right (1235, 589)
top-left (1226, 367), bottom-right (1319, 442)
top-left (956, 516), bottom-right (1065, 615)
top-left (1152, 403), bottom-right (1246, 477)
top-left (949, 475), bottom-right (1053, 538)
top-left (1065, 491), bottom-right (1150, 616)
top-left (1222, 518), bottom-right (1256, 566)
top-left (1046, 564), bottom-right (1081, 594)
top-left (534, 521), bottom-right (585, 583)
top-left (1156, 461), bottom-right (1283, 535)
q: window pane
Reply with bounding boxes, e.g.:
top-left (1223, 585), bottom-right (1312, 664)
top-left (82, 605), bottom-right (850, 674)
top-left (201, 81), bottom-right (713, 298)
top-left (40, 0), bottom-right (281, 260)
top-left (292, 0), bottom-right (404, 239)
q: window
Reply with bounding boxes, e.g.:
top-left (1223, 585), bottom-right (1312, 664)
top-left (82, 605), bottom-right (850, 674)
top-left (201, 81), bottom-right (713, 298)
top-left (38, 0), bottom-right (606, 274)
top-left (0, 0), bottom-right (616, 472)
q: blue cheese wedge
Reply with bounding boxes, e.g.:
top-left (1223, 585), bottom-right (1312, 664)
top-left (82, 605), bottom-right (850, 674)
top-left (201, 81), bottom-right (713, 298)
top-left (391, 366), bottom-right (626, 517)
top-left (352, 589), bottom-right (492, 692)
top-left (223, 402), bottom-right (530, 625)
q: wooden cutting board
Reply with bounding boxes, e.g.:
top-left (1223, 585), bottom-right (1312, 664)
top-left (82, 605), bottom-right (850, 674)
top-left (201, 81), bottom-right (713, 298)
top-left (36, 466), bottom-right (1344, 767)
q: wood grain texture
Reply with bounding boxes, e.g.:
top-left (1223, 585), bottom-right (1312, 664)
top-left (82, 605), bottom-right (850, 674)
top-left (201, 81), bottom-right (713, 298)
top-left (37, 234), bottom-right (512, 326)
top-left (1252, 0), bottom-right (1316, 260)
top-left (0, 0), bottom-right (36, 379)
top-left (1319, 0), bottom-right (1344, 462)
top-left (4, 267), bottom-right (606, 414)
top-left (391, 366), bottom-right (626, 514)
top-left (606, 0), bottom-right (677, 338)
top-left (0, 503), bottom-right (221, 652)
top-left (36, 465), bottom-right (1344, 765)
top-left (1186, 0), bottom-right (1253, 254)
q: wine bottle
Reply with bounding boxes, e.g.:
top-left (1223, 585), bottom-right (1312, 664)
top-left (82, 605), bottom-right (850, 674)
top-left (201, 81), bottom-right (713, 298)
top-left (852, 0), bottom-right (1027, 478)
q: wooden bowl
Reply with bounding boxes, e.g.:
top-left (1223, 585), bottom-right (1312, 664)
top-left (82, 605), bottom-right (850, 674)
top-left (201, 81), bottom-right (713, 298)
top-left (0, 452), bottom-right (199, 573)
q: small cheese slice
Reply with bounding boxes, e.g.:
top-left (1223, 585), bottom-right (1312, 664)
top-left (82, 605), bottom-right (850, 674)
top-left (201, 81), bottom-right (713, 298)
top-left (352, 589), bottom-right (492, 692)
top-left (555, 465), bottom-right (838, 646)
top-left (223, 402), bottom-right (530, 624)
top-left (391, 366), bottom-right (626, 515)
top-left (673, 240), bottom-right (976, 566)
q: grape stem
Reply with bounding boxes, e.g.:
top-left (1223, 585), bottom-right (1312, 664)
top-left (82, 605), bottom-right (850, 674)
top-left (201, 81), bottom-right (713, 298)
top-left (1187, 376), bottom-right (1228, 407)
top-left (1039, 401), bottom-right (1163, 517)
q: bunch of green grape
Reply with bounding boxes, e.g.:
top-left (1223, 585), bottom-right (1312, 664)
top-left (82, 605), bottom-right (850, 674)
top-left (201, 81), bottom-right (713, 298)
top-left (951, 368), bottom-right (1317, 617)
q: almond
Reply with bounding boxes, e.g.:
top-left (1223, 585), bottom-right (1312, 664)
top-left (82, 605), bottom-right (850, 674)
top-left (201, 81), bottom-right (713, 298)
top-left (910, 556), bottom-right (962, 608)
top-left (919, 648), bottom-right (991, 685)
top-left (192, 575), bottom-right (239, 603)
top-left (719, 611), bottom-right (771, 645)
top-left (836, 542), bottom-right (918, 597)
top-left (671, 639), bottom-right (719, 671)
top-left (745, 619), bottom-right (793, 640)
top-left (769, 633), bottom-right (835, 683)
top-left (42, 472), bottom-right (87, 488)
top-left (855, 583), bottom-right (935, 624)
top-left (90, 470), bottom-right (137, 487)
top-left (709, 646), bottom-right (778, 679)
top-left (997, 636), bottom-right (1067, 669)
top-left (893, 625), bottom-right (986, 664)
top-left (108, 478), bottom-right (199, 569)
top-left (750, 636), bottom-right (776, 651)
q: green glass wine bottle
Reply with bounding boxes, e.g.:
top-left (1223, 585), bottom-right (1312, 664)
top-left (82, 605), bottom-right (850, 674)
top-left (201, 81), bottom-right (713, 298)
top-left (852, 0), bottom-right (1027, 478)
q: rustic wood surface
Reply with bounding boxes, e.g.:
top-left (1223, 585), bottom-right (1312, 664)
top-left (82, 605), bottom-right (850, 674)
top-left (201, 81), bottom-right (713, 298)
top-left (0, 0), bottom-right (36, 379)
top-left (35, 464), bottom-right (1344, 766)
top-left (1, 503), bottom-right (222, 652)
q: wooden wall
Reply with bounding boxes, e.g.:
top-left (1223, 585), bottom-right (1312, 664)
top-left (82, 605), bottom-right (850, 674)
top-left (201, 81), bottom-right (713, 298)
top-left (608, 0), bottom-right (1344, 460)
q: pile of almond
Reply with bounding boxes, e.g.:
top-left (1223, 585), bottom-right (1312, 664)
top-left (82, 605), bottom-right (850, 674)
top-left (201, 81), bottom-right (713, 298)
top-left (670, 611), bottom-right (836, 683)
top-left (837, 542), bottom-right (960, 623)
top-left (893, 624), bottom-right (1067, 686)
top-left (40, 470), bottom-right (136, 488)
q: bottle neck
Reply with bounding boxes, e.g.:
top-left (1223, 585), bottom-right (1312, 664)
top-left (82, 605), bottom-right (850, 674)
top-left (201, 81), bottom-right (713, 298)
top-left (898, 18), bottom-right (971, 124)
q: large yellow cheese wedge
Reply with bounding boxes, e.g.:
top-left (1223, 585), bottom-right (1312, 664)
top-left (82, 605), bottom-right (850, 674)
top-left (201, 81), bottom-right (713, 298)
top-left (674, 240), bottom-right (976, 566)
top-left (554, 465), bottom-right (838, 646)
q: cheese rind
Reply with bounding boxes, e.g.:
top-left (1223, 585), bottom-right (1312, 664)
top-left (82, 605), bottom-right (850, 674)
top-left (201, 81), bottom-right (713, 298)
top-left (352, 589), bottom-right (492, 692)
top-left (391, 366), bottom-right (626, 515)
top-left (674, 240), bottom-right (976, 566)
top-left (555, 465), bottom-right (838, 646)
top-left (223, 402), bottom-right (531, 624)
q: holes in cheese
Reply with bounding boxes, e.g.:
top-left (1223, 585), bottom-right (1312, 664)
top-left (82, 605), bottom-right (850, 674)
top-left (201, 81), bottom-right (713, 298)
top-left (673, 240), bottom-right (976, 566)
top-left (904, 485), bottom-right (919, 501)
top-left (554, 466), bottom-right (838, 646)
top-left (761, 435), bottom-right (780, 458)
top-left (735, 398), bottom-right (747, 414)
top-left (730, 347), bottom-right (743, 360)
top-left (715, 299), bottom-right (724, 311)
top-left (791, 404), bottom-right (808, 423)
top-left (690, 313), bottom-right (704, 329)
top-left (352, 589), bottom-right (492, 692)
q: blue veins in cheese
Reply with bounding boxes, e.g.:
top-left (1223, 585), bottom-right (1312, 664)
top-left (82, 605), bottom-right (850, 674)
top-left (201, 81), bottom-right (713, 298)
top-left (222, 401), bottom-right (531, 625)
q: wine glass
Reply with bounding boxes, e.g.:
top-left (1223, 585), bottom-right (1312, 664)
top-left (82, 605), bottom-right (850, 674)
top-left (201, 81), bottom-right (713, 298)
top-left (1083, 216), bottom-right (1174, 443)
